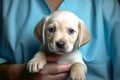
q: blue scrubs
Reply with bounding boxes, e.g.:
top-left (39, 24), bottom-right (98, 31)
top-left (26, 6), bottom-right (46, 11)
top-left (0, 0), bottom-right (120, 80)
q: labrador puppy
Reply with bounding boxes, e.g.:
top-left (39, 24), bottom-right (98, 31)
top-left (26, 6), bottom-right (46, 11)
top-left (27, 10), bottom-right (90, 80)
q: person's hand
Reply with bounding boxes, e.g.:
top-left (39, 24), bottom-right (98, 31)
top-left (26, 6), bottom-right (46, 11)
top-left (30, 64), bottom-right (71, 80)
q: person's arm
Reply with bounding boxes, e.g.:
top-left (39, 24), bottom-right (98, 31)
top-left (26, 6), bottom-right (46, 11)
top-left (0, 55), bottom-right (71, 80)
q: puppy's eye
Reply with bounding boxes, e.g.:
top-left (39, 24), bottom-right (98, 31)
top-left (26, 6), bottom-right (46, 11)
top-left (49, 27), bottom-right (56, 33)
top-left (68, 28), bottom-right (75, 34)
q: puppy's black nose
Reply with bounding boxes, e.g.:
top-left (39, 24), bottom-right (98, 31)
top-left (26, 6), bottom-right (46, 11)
top-left (56, 41), bottom-right (65, 48)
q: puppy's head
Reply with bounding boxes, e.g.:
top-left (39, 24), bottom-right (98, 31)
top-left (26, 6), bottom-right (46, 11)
top-left (34, 10), bottom-right (90, 54)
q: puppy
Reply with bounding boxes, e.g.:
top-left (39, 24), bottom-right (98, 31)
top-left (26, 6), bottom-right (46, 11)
top-left (27, 10), bottom-right (90, 80)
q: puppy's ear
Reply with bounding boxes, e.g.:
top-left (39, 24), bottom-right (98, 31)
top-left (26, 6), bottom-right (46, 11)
top-left (78, 20), bottom-right (90, 48)
top-left (34, 16), bottom-right (49, 45)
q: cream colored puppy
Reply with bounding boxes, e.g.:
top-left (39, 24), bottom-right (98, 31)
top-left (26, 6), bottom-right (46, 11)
top-left (27, 10), bottom-right (90, 80)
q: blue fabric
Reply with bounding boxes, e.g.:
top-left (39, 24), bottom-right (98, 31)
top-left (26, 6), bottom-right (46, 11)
top-left (0, 0), bottom-right (120, 80)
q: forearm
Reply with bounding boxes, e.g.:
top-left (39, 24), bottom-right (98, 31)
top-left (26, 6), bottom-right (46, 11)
top-left (0, 64), bottom-right (10, 80)
top-left (0, 63), bottom-right (26, 80)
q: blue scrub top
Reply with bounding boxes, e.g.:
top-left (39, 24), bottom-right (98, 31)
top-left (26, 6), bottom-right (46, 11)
top-left (0, 0), bottom-right (120, 80)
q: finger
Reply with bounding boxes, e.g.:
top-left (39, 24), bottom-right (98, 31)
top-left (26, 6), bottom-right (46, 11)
top-left (49, 73), bottom-right (69, 80)
top-left (35, 72), bottom-right (68, 80)
top-left (40, 73), bottom-right (68, 80)
top-left (40, 64), bottom-right (71, 75)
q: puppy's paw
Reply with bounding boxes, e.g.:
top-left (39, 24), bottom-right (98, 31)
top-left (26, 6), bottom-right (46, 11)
top-left (27, 59), bottom-right (46, 73)
top-left (70, 62), bottom-right (86, 80)
top-left (70, 71), bottom-right (86, 80)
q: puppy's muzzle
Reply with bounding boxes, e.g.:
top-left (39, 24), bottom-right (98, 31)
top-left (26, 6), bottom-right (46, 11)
top-left (56, 41), bottom-right (66, 49)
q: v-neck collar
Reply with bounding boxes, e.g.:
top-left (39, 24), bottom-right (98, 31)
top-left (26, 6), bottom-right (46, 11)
top-left (44, 0), bottom-right (65, 13)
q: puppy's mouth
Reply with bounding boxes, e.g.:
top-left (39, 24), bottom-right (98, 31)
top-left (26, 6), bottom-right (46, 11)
top-left (48, 44), bottom-right (68, 54)
top-left (56, 48), bottom-right (66, 53)
top-left (51, 46), bottom-right (66, 53)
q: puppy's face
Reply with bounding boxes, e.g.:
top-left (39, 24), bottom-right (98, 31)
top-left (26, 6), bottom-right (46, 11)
top-left (45, 16), bottom-right (79, 53)
top-left (34, 10), bottom-right (90, 54)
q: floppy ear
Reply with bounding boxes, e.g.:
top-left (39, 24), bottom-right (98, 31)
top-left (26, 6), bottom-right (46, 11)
top-left (78, 20), bottom-right (90, 48)
top-left (34, 17), bottom-right (49, 45)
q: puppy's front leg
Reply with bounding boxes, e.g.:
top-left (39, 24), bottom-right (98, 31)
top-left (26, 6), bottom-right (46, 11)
top-left (70, 62), bottom-right (86, 80)
top-left (27, 51), bottom-right (46, 73)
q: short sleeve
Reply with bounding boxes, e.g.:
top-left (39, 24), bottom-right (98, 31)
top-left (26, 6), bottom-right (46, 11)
top-left (0, 58), bottom-right (7, 64)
